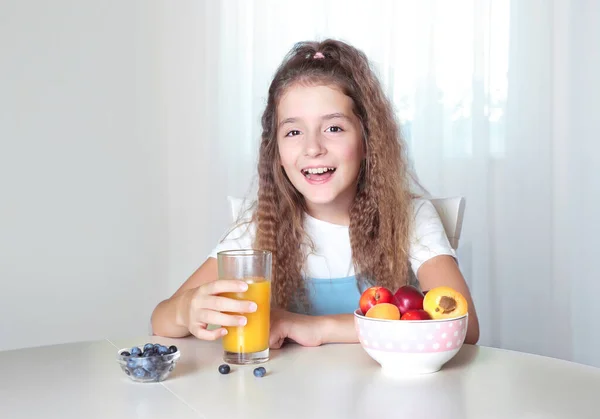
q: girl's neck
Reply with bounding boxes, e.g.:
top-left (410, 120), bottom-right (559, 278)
top-left (304, 192), bottom-right (355, 226)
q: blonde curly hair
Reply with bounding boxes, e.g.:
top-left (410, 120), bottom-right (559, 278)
top-left (249, 39), bottom-right (414, 311)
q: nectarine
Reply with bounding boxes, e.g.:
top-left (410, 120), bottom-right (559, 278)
top-left (400, 309), bottom-right (431, 321)
top-left (393, 285), bottom-right (424, 314)
top-left (359, 286), bottom-right (394, 315)
top-left (423, 286), bottom-right (468, 319)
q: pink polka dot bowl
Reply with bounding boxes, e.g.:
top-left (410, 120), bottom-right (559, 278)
top-left (354, 309), bottom-right (468, 376)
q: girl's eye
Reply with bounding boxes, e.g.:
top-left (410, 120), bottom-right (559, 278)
top-left (285, 130), bottom-right (301, 137)
top-left (325, 126), bottom-right (343, 133)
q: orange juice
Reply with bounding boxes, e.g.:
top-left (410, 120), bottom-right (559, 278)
top-left (221, 277), bottom-right (271, 354)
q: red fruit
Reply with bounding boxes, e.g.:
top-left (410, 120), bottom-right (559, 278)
top-left (401, 309), bottom-right (431, 321)
top-left (393, 285), bottom-right (425, 315)
top-left (359, 286), bottom-right (394, 315)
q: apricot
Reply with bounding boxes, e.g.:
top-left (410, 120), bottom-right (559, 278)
top-left (365, 303), bottom-right (400, 320)
top-left (423, 286), bottom-right (468, 319)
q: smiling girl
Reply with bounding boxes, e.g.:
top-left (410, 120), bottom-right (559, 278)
top-left (151, 39), bottom-right (480, 347)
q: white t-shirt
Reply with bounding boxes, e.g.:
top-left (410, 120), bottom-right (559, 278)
top-left (208, 199), bottom-right (455, 315)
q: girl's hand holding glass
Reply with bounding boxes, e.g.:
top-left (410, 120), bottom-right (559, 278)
top-left (176, 279), bottom-right (257, 340)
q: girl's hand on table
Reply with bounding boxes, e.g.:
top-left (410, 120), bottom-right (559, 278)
top-left (269, 309), bottom-right (324, 349)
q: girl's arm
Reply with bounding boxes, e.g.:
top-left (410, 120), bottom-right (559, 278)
top-left (416, 254), bottom-right (480, 344)
top-left (319, 314), bottom-right (358, 343)
top-left (151, 258), bottom-right (218, 338)
top-left (269, 310), bottom-right (358, 348)
top-left (273, 255), bottom-right (479, 347)
top-left (152, 257), bottom-right (256, 339)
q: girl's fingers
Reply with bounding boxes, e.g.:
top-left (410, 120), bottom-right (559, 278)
top-left (198, 310), bottom-right (247, 328)
top-left (189, 324), bottom-right (228, 341)
top-left (201, 279), bottom-right (249, 296)
top-left (270, 335), bottom-right (285, 349)
top-left (202, 295), bottom-right (257, 314)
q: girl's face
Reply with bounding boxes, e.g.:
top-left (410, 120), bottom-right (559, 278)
top-left (276, 83), bottom-right (364, 220)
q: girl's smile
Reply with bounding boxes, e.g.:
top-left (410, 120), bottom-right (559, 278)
top-left (301, 166), bottom-right (336, 184)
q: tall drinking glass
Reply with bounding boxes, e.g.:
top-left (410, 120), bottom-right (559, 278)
top-left (217, 249), bottom-right (271, 364)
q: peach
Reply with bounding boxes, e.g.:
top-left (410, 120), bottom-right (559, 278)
top-left (423, 286), bottom-right (468, 319)
top-left (365, 303), bottom-right (401, 320)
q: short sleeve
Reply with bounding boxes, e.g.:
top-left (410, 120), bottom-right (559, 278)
top-left (408, 199), bottom-right (457, 275)
top-left (207, 220), bottom-right (256, 260)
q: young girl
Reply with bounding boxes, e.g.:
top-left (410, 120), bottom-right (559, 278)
top-left (151, 39), bottom-right (480, 347)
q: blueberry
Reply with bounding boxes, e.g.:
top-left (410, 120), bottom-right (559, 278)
top-left (253, 367), bottom-right (266, 377)
top-left (132, 367), bottom-right (147, 378)
top-left (127, 358), bottom-right (138, 369)
top-left (218, 364), bottom-right (230, 374)
top-left (162, 363), bottom-right (173, 374)
top-left (121, 351), bottom-right (131, 357)
top-left (131, 347), bottom-right (141, 356)
top-left (143, 343), bottom-right (154, 352)
top-left (141, 358), bottom-right (158, 372)
top-left (142, 350), bottom-right (156, 358)
top-left (157, 345), bottom-right (169, 355)
top-left (168, 345), bottom-right (178, 354)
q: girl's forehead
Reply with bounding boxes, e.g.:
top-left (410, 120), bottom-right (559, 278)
top-left (277, 84), bottom-right (353, 118)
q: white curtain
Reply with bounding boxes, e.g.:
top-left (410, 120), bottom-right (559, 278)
top-left (161, 0), bottom-right (600, 367)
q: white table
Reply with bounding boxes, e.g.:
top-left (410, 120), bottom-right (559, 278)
top-left (1, 336), bottom-right (598, 419)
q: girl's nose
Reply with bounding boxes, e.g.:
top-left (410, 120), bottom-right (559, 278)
top-left (303, 132), bottom-right (326, 157)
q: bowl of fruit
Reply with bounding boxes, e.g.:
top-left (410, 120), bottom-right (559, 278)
top-left (117, 343), bottom-right (180, 383)
top-left (354, 285), bottom-right (469, 376)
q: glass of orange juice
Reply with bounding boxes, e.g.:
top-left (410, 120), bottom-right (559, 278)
top-left (217, 249), bottom-right (271, 365)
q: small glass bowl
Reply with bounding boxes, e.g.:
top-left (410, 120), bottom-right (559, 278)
top-left (116, 346), bottom-right (181, 383)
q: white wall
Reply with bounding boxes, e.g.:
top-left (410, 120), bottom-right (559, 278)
top-left (0, 1), bottom-right (167, 350)
top-left (568, 0), bottom-right (600, 369)
top-left (161, 1), bottom-right (261, 295)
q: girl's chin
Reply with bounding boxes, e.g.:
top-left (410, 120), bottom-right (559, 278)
top-left (302, 191), bottom-right (347, 207)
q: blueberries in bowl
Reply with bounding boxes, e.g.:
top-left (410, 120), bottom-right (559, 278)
top-left (117, 343), bottom-right (180, 383)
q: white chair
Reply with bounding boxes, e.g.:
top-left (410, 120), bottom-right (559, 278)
top-left (227, 195), bottom-right (247, 222)
top-left (429, 197), bottom-right (466, 250)
top-left (227, 195), bottom-right (466, 250)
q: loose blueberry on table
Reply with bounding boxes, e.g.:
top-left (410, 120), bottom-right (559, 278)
top-left (253, 367), bottom-right (266, 378)
top-left (218, 364), bottom-right (231, 374)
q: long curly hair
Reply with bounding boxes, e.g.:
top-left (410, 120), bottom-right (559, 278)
top-left (250, 39), bottom-right (414, 311)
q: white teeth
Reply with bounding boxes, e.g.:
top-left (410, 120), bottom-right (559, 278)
top-left (303, 167), bottom-right (335, 175)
